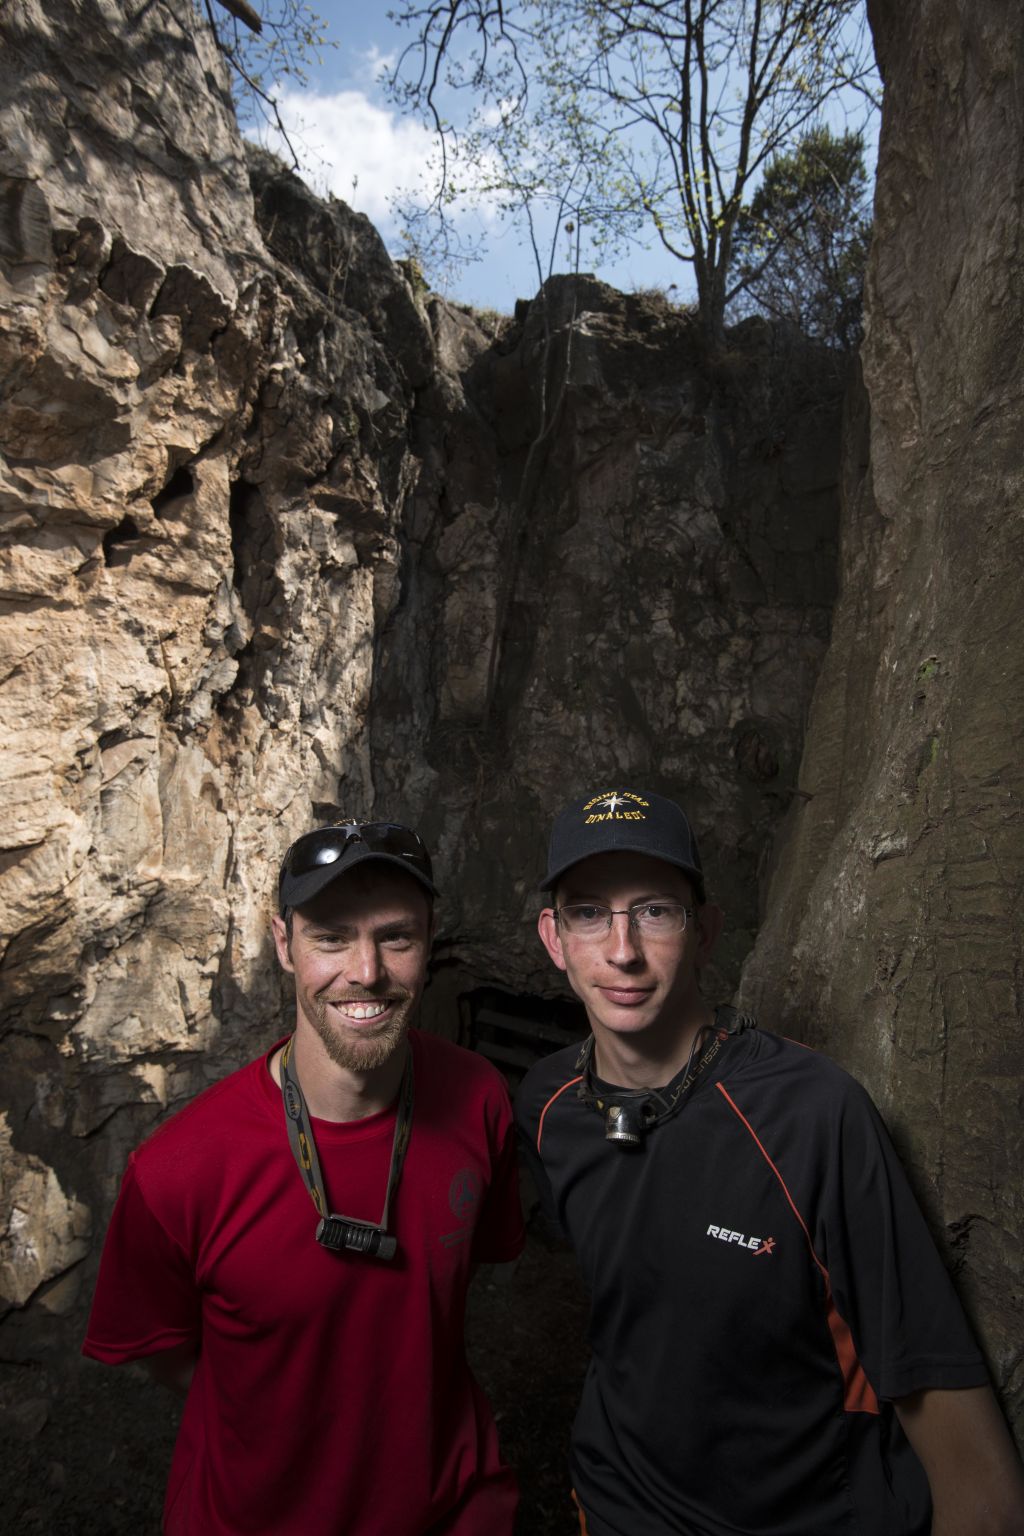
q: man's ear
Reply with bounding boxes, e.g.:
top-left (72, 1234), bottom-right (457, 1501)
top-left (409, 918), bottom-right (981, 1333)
top-left (537, 908), bottom-right (567, 973)
top-left (695, 902), bottom-right (724, 969)
top-left (271, 913), bottom-right (295, 974)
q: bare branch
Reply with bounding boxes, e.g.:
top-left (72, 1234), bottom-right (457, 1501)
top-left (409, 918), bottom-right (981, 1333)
top-left (215, 0), bottom-right (263, 35)
top-left (386, 0), bottom-right (879, 340)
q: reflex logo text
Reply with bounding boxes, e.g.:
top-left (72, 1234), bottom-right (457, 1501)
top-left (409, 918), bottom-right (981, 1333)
top-left (707, 1225), bottom-right (776, 1257)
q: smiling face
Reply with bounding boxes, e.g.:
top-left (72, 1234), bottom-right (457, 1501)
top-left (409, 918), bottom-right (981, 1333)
top-left (272, 864), bottom-right (432, 1074)
top-left (538, 851), bottom-right (719, 1058)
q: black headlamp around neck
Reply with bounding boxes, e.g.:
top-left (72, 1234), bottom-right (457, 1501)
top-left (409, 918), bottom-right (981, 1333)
top-left (577, 1006), bottom-right (756, 1147)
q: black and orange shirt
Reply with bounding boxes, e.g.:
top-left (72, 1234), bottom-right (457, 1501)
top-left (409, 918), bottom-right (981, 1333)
top-left (516, 1026), bottom-right (987, 1536)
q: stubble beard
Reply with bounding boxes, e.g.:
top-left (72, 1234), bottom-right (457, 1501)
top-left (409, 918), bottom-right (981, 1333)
top-left (307, 991), bottom-right (415, 1072)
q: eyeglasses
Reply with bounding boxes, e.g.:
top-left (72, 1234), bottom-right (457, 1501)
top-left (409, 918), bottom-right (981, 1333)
top-left (280, 821), bottom-right (434, 893)
top-left (554, 902), bottom-right (694, 939)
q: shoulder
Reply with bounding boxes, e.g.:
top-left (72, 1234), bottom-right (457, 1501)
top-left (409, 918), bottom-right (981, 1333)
top-left (131, 1049), bottom-right (275, 1179)
top-left (716, 1027), bottom-right (889, 1147)
top-left (724, 1027), bottom-right (873, 1099)
top-left (411, 1027), bottom-right (504, 1084)
top-left (515, 1041), bottom-right (588, 1136)
top-left (410, 1029), bottom-right (514, 1112)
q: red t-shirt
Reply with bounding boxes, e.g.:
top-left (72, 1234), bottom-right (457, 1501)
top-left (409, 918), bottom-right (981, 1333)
top-left (83, 1029), bottom-right (525, 1535)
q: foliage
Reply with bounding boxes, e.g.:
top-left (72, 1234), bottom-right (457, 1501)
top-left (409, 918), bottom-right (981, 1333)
top-left (727, 126), bottom-right (871, 349)
top-left (387, 0), bottom-right (879, 342)
top-left (199, 0), bottom-right (334, 167)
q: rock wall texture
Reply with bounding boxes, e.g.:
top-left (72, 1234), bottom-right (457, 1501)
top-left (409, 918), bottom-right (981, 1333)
top-left (0, 0), bottom-right (845, 1362)
top-left (370, 280), bottom-right (845, 1026)
top-left (739, 0), bottom-right (1024, 1429)
top-left (9, 0), bottom-right (1022, 1462)
top-left (0, 0), bottom-right (435, 1337)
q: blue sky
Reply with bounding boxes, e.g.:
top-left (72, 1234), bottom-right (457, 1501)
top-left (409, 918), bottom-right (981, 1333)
top-left (248, 3), bottom-right (557, 310)
top-left (245, 2), bottom-right (878, 314)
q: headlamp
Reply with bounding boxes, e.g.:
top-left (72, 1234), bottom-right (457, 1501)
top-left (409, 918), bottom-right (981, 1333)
top-left (577, 1008), bottom-right (757, 1148)
top-left (604, 1101), bottom-right (647, 1147)
top-left (317, 1216), bottom-right (398, 1262)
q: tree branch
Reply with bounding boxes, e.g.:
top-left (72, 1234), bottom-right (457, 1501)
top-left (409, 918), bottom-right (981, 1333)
top-left (215, 0), bottom-right (263, 35)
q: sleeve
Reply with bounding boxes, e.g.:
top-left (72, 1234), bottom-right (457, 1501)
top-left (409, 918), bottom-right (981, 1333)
top-left (513, 1076), bottom-right (569, 1243)
top-left (470, 1079), bottom-right (526, 1265)
top-left (82, 1153), bottom-right (201, 1364)
top-left (821, 1083), bottom-right (989, 1401)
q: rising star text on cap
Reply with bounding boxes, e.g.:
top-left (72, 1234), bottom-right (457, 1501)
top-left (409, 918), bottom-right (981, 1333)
top-left (542, 788), bottom-right (705, 900)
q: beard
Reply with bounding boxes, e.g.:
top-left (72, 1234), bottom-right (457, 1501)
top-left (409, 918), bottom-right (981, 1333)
top-left (304, 990), bottom-right (415, 1072)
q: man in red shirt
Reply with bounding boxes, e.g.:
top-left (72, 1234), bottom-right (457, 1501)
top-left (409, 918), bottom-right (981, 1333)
top-left (84, 819), bottom-right (524, 1535)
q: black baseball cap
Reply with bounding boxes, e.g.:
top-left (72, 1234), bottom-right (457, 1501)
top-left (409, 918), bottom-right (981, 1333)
top-left (278, 821), bottom-right (438, 913)
top-left (542, 789), bottom-right (705, 901)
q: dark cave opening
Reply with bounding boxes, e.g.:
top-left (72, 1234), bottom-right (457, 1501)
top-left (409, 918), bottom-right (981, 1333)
top-left (150, 464), bottom-right (193, 518)
top-left (100, 515), bottom-right (141, 567)
top-left (459, 985), bottom-right (587, 1087)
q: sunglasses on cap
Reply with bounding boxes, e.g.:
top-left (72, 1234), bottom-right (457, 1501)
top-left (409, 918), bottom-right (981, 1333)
top-left (278, 821), bottom-right (436, 909)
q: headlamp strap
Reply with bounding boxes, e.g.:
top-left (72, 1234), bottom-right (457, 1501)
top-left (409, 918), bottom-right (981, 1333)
top-left (279, 1035), bottom-right (414, 1254)
top-left (576, 1005), bottom-right (756, 1140)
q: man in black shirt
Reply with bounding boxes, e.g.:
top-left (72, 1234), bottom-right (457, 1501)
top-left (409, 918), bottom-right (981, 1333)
top-left (517, 787), bottom-right (1024, 1536)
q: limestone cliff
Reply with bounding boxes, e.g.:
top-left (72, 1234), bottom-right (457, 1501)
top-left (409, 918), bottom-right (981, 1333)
top-left (0, 0), bottom-right (434, 1327)
top-left (2, 0), bottom-right (1020, 1463)
top-left (739, 0), bottom-right (1024, 1425)
top-left (368, 279), bottom-right (844, 1023)
top-left (0, 0), bottom-right (845, 1355)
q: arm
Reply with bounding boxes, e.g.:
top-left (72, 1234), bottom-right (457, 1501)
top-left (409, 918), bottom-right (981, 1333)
top-left (895, 1385), bottom-right (1024, 1536)
top-left (820, 1087), bottom-right (1022, 1533)
top-left (514, 1082), bottom-right (570, 1248)
top-left (468, 1076), bottom-right (526, 1267)
top-left (83, 1154), bottom-right (202, 1378)
top-left (143, 1340), bottom-right (198, 1397)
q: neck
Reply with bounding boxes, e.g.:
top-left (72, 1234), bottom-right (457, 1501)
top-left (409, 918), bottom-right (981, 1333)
top-left (269, 1022), bottom-right (408, 1122)
top-left (591, 1001), bottom-right (716, 1090)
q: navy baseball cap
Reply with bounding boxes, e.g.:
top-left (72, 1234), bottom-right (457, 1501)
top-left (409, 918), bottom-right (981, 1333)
top-left (542, 789), bottom-right (705, 901)
top-left (278, 821), bottom-right (438, 912)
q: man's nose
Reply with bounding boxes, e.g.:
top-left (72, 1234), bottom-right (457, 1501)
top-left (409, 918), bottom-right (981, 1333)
top-left (345, 938), bottom-right (383, 989)
top-left (606, 910), bottom-right (643, 965)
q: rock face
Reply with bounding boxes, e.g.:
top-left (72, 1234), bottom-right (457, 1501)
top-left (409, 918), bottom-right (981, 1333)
top-left (0, 0), bottom-right (434, 1332)
top-left (0, 0), bottom-right (845, 1358)
top-left (369, 282), bottom-right (844, 1020)
top-left (739, 0), bottom-right (1024, 1428)
top-left (4, 0), bottom-right (1020, 1463)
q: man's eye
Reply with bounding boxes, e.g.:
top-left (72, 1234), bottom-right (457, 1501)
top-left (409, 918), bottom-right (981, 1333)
top-left (380, 931), bottom-right (415, 948)
top-left (634, 905), bottom-right (681, 928)
top-left (575, 906), bottom-right (604, 921)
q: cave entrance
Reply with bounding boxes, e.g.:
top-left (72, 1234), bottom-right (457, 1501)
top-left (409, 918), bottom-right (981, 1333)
top-left (459, 986), bottom-right (588, 1087)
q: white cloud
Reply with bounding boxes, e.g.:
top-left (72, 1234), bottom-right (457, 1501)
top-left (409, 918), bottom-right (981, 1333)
top-left (353, 43), bottom-right (398, 84)
top-left (254, 89), bottom-right (439, 235)
top-left (250, 86), bottom-right (509, 262)
top-left (480, 95), bottom-right (524, 130)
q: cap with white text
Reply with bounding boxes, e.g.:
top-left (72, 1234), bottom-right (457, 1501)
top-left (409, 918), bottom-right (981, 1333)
top-left (542, 789), bottom-right (705, 901)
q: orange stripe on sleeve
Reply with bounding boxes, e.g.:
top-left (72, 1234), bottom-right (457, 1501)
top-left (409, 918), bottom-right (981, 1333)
top-left (537, 1076), bottom-right (583, 1153)
top-left (715, 1082), bottom-right (879, 1416)
top-left (826, 1293), bottom-right (880, 1413)
top-left (571, 1489), bottom-right (589, 1534)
